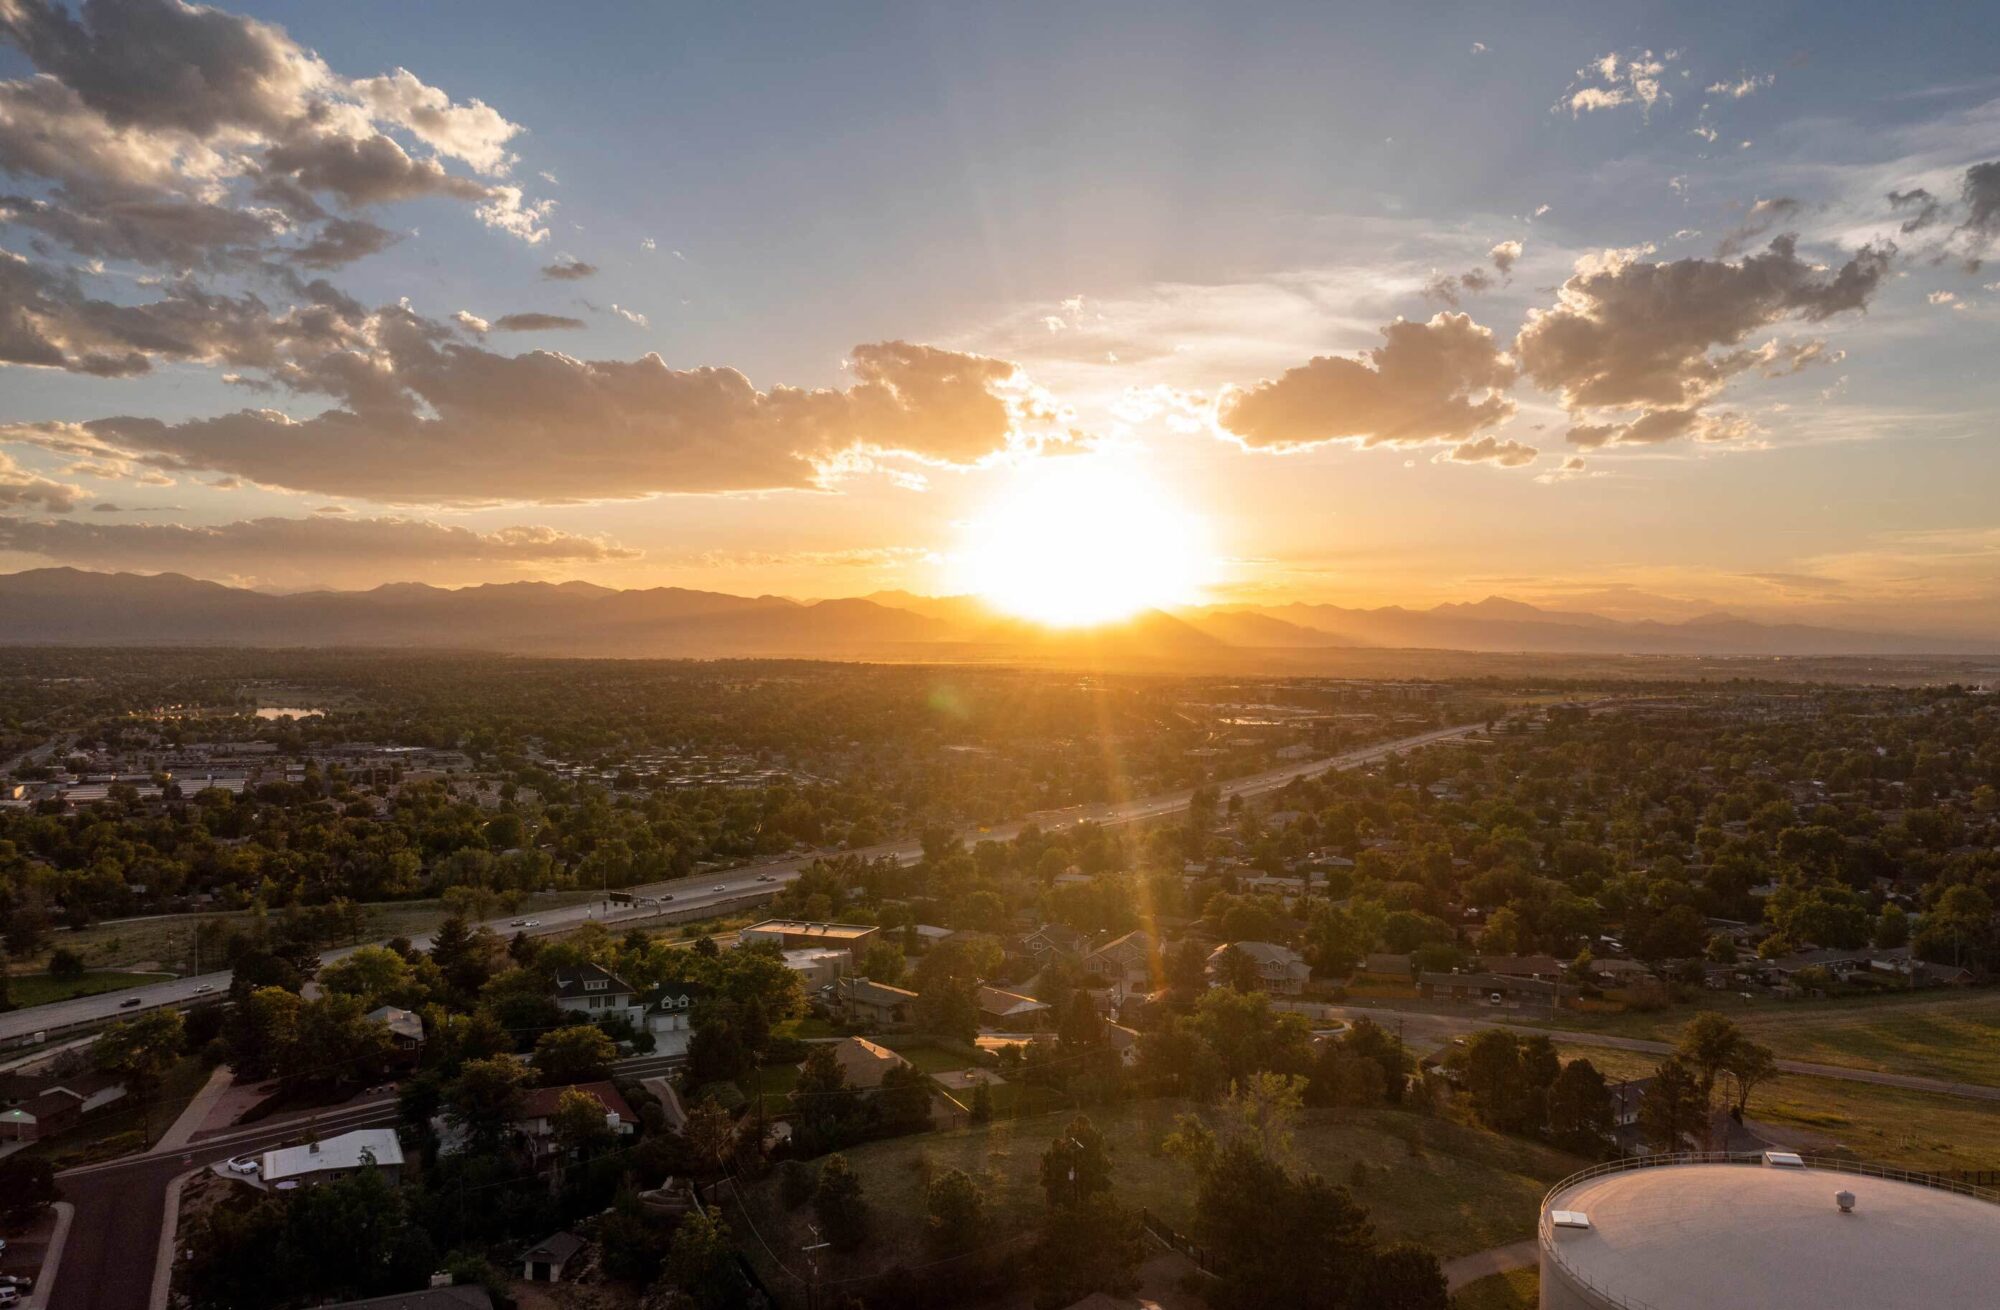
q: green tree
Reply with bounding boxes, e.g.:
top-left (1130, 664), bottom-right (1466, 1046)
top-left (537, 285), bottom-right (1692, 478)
top-left (926, 1167), bottom-right (986, 1255)
top-left (1032, 1196), bottom-right (1142, 1310)
top-left (1357, 1242), bottom-right (1450, 1310)
top-left (1547, 1058), bottom-right (1613, 1151)
top-left (532, 1023), bottom-right (617, 1084)
top-left (94, 1008), bottom-right (186, 1130)
top-left (1040, 1114), bottom-right (1113, 1210)
top-left (48, 946), bottom-right (86, 982)
top-left (444, 1055), bottom-right (528, 1149)
top-left (813, 1153), bottom-right (870, 1251)
top-left (1639, 1057), bottom-right (1704, 1152)
top-left (659, 1206), bottom-right (741, 1310)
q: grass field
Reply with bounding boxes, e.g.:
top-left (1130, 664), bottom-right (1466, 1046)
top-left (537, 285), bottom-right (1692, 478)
top-left (733, 1097), bottom-right (1586, 1287)
top-left (3, 969), bottom-right (171, 1007)
top-left (1554, 1043), bottom-right (2000, 1173)
top-left (1511, 991), bottom-right (2000, 1088)
top-left (1453, 1268), bottom-right (1538, 1310)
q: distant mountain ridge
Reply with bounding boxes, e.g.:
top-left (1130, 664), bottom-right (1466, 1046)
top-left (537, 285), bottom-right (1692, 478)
top-left (0, 569), bottom-right (1990, 659)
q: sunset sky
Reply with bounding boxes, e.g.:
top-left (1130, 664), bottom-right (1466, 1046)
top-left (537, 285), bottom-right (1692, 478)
top-left (3, 0), bottom-right (1999, 635)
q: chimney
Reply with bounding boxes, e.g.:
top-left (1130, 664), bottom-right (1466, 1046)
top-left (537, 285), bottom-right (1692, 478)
top-left (309, 1140), bottom-right (320, 1153)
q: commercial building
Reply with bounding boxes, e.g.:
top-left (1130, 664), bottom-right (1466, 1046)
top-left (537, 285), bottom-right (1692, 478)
top-left (262, 1128), bottom-right (405, 1187)
top-left (739, 919), bottom-right (878, 960)
top-left (1539, 1154), bottom-right (2000, 1309)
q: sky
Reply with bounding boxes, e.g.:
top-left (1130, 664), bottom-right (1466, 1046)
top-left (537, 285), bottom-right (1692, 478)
top-left (2, 0), bottom-right (1999, 636)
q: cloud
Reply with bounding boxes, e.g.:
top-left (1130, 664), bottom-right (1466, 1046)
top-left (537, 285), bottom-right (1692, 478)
top-left (0, 512), bottom-right (638, 574)
top-left (1890, 159), bottom-right (2000, 268)
top-left (1421, 239), bottom-right (1523, 306)
top-left (1217, 312), bottom-right (1517, 454)
top-left (1715, 197), bottom-right (1802, 257)
top-left (7, 327), bottom-right (1051, 502)
top-left (1562, 49), bottom-right (1676, 118)
top-left (639, 237), bottom-right (656, 251)
top-left (1490, 240), bottom-right (1523, 274)
top-left (1445, 435), bottom-right (1538, 467)
top-left (609, 303), bottom-right (648, 327)
top-left (0, 0), bottom-right (547, 276)
top-left (451, 309), bottom-right (490, 335)
top-left (541, 258), bottom-right (597, 281)
top-left (0, 450), bottom-right (83, 511)
top-left (490, 312), bottom-right (585, 331)
top-left (1515, 236), bottom-right (1891, 450)
top-left (1706, 73), bottom-right (1774, 99)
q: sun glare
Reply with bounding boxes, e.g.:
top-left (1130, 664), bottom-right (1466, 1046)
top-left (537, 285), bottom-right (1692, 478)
top-left (954, 457), bottom-right (1213, 627)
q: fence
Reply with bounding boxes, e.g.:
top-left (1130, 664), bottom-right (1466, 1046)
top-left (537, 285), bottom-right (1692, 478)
top-left (1139, 1207), bottom-right (1214, 1273)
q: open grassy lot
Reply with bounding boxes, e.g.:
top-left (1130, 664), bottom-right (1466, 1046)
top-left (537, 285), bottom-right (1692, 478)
top-left (732, 1097), bottom-right (1586, 1288)
top-left (1518, 991), bottom-right (2000, 1088)
top-left (3, 969), bottom-right (171, 1007)
top-left (25, 1053), bottom-right (213, 1168)
top-left (1554, 1043), bottom-right (2000, 1174)
top-left (1453, 1268), bottom-right (1538, 1310)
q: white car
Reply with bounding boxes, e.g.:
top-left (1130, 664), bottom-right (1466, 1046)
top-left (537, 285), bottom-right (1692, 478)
top-left (0, 1285), bottom-right (19, 1305)
top-left (755, 874), bottom-right (775, 883)
top-left (226, 1155), bottom-right (261, 1175)
top-left (193, 984), bottom-right (214, 994)
top-left (520, 919), bottom-right (540, 928)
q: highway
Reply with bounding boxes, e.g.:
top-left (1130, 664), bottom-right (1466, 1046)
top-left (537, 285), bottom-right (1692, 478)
top-left (1, 719), bottom-right (1486, 1044)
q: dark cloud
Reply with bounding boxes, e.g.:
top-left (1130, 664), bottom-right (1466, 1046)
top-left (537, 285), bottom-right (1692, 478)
top-left (1420, 241), bottom-right (1522, 305)
top-left (1885, 159), bottom-right (2000, 268)
top-left (15, 326), bottom-right (1041, 503)
top-left (1716, 197), bottom-right (1802, 257)
top-left (260, 130), bottom-right (490, 208)
top-left (1888, 188), bottom-right (1943, 234)
top-left (541, 259), bottom-right (597, 281)
top-left (1218, 312), bottom-right (1517, 452)
top-left (0, 450), bottom-right (83, 511)
top-left (1514, 236), bottom-right (1890, 449)
top-left (284, 216), bottom-right (400, 268)
top-left (0, 512), bottom-right (640, 572)
top-left (490, 312), bottom-right (585, 332)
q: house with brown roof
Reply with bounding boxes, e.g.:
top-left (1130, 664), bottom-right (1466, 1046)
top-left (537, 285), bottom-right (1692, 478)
top-left (806, 1036), bottom-right (909, 1090)
top-left (512, 1080), bottom-right (637, 1160)
top-left (833, 976), bottom-right (920, 1028)
top-left (0, 1069), bottom-right (127, 1142)
top-left (976, 985), bottom-right (1052, 1028)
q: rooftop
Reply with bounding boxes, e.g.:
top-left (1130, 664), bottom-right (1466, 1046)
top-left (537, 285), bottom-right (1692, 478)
top-left (262, 1128), bottom-right (405, 1182)
top-left (743, 919), bottom-right (877, 941)
top-left (1542, 1158), bottom-right (2000, 1309)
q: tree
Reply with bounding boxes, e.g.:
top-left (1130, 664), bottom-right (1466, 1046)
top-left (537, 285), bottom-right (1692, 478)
top-left (225, 984), bottom-right (301, 1079)
top-left (48, 946), bottom-right (86, 982)
top-left (1675, 1012), bottom-right (1743, 1114)
top-left (1165, 936), bottom-right (1213, 995)
top-left (1723, 1038), bottom-right (1779, 1117)
top-left (1547, 1058), bottom-right (1613, 1151)
top-left (444, 1055), bottom-right (528, 1148)
top-left (791, 1043), bottom-right (862, 1152)
top-left (875, 1063), bottom-right (934, 1134)
top-left (551, 1086), bottom-right (613, 1156)
top-left (684, 1097), bottom-right (738, 1176)
top-left (926, 1167), bottom-right (986, 1255)
top-left (1032, 1196), bottom-right (1143, 1310)
top-left (94, 1008), bottom-right (186, 1132)
top-left (1639, 1057), bottom-right (1704, 1152)
top-left (532, 1023), bottom-right (617, 1084)
top-left (969, 1079), bottom-right (993, 1124)
top-left (284, 993), bottom-right (394, 1087)
top-left (1460, 1030), bottom-right (1528, 1132)
top-left (1213, 944), bottom-right (1263, 993)
top-left (1194, 1140), bottom-right (1378, 1310)
top-left (1040, 1114), bottom-right (1113, 1211)
top-left (1357, 1242), bottom-right (1450, 1310)
top-left (659, 1206), bottom-right (742, 1310)
top-left (0, 1155), bottom-right (57, 1221)
top-left (813, 1153), bottom-right (870, 1251)
top-left (318, 946), bottom-right (415, 1005)
top-left (857, 940), bottom-right (906, 986)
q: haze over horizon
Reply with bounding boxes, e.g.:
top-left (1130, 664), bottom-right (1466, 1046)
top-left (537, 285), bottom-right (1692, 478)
top-left (4, 1), bottom-right (2000, 639)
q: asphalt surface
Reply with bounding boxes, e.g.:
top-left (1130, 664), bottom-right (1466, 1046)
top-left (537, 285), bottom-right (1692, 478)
top-left (1321, 1003), bottom-right (2000, 1103)
top-left (2, 721), bottom-right (1485, 1045)
top-left (50, 1099), bottom-right (398, 1310)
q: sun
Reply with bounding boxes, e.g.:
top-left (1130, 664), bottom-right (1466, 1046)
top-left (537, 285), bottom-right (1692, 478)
top-left (953, 456), bottom-right (1213, 627)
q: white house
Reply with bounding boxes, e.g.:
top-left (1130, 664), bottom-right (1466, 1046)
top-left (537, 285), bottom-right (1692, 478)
top-left (551, 962), bottom-right (645, 1026)
top-left (262, 1128), bottom-right (405, 1187)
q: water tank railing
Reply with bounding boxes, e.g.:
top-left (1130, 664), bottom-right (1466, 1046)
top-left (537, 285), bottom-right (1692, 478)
top-left (1534, 1152), bottom-right (2000, 1310)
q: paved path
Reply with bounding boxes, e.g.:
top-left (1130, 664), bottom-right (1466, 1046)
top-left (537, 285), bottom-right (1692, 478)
top-left (1322, 1004), bottom-right (2000, 1103)
top-left (1442, 1238), bottom-right (1539, 1292)
top-left (2, 720), bottom-right (1488, 1044)
top-left (151, 1065), bottom-right (233, 1152)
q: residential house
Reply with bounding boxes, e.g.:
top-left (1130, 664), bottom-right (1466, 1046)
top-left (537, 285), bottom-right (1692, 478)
top-left (522, 1232), bottom-right (587, 1283)
top-left (1082, 930), bottom-right (1156, 990)
top-left (645, 980), bottom-right (705, 1036)
top-left (513, 1081), bottom-right (637, 1161)
top-left (808, 1036), bottom-right (908, 1091)
top-left (367, 1006), bottom-right (425, 1067)
top-left (1418, 971), bottom-right (1557, 1005)
top-left (1477, 955), bottom-right (1565, 980)
top-left (551, 962), bottom-right (644, 1026)
top-left (739, 919), bottom-right (878, 961)
top-left (1207, 941), bottom-right (1312, 995)
top-left (976, 985), bottom-right (1052, 1029)
top-left (261, 1128), bottom-right (405, 1187)
top-left (0, 1070), bottom-right (127, 1142)
top-left (1018, 924), bottom-right (1091, 967)
top-left (834, 976), bottom-right (920, 1028)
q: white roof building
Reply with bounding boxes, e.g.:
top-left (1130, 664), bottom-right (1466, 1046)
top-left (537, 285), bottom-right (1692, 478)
top-left (262, 1128), bottom-right (405, 1185)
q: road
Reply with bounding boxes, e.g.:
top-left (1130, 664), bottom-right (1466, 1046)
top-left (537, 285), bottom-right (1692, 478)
top-left (48, 1046), bottom-right (677, 1310)
top-left (2, 721), bottom-right (1486, 1044)
top-left (1321, 1003), bottom-right (2000, 1103)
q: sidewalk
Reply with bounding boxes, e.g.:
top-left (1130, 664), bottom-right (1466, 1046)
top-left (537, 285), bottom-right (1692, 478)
top-left (152, 1064), bottom-right (235, 1152)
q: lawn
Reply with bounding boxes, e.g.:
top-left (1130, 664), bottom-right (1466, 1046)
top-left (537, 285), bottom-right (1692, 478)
top-left (730, 1097), bottom-right (1586, 1289)
top-left (1554, 1043), bottom-right (2000, 1173)
top-left (1518, 992), bottom-right (2000, 1088)
top-left (1453, 1268), bottom-right (1538, 1310)
top-left (4, 969), bottom-right (171, 1007)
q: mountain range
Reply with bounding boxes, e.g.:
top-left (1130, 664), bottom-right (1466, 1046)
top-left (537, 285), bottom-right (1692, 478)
top-left (0, 568), bottom-right (1992, 661)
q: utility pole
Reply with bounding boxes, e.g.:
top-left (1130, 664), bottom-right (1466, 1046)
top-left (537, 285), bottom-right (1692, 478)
top-left (801, 1225), bottom-right (830, 1310)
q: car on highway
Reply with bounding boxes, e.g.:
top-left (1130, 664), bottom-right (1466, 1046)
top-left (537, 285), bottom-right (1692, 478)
top-left (520, 919), bottom-right (540, 928)
top-left (119, 995), bottom-right (142, 1008)
top-left (509, 918), bottom-right (528, 926)
top-left (193, 983), bottom-right (214, 994)
top-left (226, 1155), bottom-right (261, 1175)
top-left (659, 894), bottom-right (674, 902)
top-left (755, 874), bottom-right (775, 882)
top-left (712, 884), bottom-right (726, 892)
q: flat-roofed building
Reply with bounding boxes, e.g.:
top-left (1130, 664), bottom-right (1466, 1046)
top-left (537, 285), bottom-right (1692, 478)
top-left (262, 1128), bottom-right (405, 1187)
top-left (1540, 1155), bottom-right (2000, 1310)
top-left (740, 919), bottom-right (879, 960)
